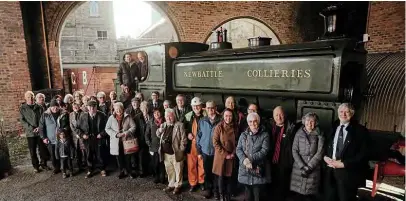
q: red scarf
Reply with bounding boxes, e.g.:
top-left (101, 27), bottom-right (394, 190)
top-left (154, 118), bottom-right (163, 127)
top-left (115, 114), bottom-right (124, 131)
top-left (272, 125), bottom-right (285, 164)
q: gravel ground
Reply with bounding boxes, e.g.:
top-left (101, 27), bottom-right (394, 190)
top-left (0, 165), bottom-right (245, 201)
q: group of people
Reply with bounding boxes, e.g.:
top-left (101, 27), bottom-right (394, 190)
top-left (20, 89), bottom-right (369, 201)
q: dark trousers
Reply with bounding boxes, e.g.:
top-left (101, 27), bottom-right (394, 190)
top-left (84, 137), bottom-right (106, 172)
top-left (218, 176), bottom-right (232, 195)
top-left (245, 184), bottom-right (265, 201)
top-left (60, 157), bottom-right (73, 173)
top-left (291, 192), bottom-right (317, 201)
top-left (270, 164), bottom-right (291, 201)
top-left (151, 152), bottom-right (165, 181)
top-left (27, 136), bottom-right (48, 169)
top-left (47, 144), bottom-right (60, 170)
top-left (202, 153), bottom-right (218, 193)
top-left (133, 148), bottom-right (145, 174)
top-left (116, 141), bottom-right (134, 174)
top-left (325, 169), bottom-right (358, 201)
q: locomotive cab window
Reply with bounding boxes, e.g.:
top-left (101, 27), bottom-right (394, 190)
top-left (121, 51), bottom-right (149, 83)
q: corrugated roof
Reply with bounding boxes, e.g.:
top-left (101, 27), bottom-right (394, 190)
top-left (360, 52), bottom-right (405, 135)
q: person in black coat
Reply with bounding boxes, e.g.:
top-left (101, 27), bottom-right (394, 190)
top-left (76, 100), bottom-right (108, 178)
top-left (324, 103), bottom-right (369, 201)
top-left (133, 101), bottom-right (152, 177)
top-left (117, 53), bottom-right (139, 91)
top-left (266, 106), bottom-right (297, 201)
top-left (145, 108), bottom-right (166, 184)
top-left (148, 91), bottom-right (163, 113)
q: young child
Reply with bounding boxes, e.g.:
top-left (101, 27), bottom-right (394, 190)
top-left (55, 129), bottom-right (75, 178)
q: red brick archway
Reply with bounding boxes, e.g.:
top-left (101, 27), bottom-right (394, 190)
top-left (43, 1), bottom-right (181, 89)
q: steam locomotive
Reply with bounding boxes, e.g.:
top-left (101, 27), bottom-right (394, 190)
top-left (114, 5), bottom-right (405, 199)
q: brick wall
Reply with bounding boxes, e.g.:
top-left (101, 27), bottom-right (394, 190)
top-left (0, 2), bottom-right (31, 132)
top-left (366, 1), bottom-right (405, 53)
top-left (160, 1), bottom-right (307, 43)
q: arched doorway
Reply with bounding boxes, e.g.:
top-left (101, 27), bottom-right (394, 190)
top-left (58, 1), bottom-right (179, 95)
top-left (205, 17), bottom-right (281, 48)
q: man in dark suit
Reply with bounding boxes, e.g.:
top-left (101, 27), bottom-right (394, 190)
top-left (324, 103), bottom-right (369, 201)
top-left (173, 94), bottom-right (191, 123)
top-left (148, 91), bottom-right (163, 112)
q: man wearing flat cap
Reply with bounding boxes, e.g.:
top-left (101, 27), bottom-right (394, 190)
top-left (39, 99), bottom-right (70, 174)
top-left (77, 100), bottom-right (108, 178)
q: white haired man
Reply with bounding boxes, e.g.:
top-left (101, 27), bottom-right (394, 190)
top-left (97, 91), bottom-right (111, 116)
top-left (268, 106), bottom-right (296, 201)
top-left (174, 94), bottom-right (191, 123)
top-left (324, 103), bottom-right (369, 201)
top-left (20, 91), bottom-right (50, 172)
top-left (157, 108), bottom-right (187, 195)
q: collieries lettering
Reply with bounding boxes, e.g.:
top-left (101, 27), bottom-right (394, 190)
top-left (184, 70), bottom-right (224, 78)
top-left (247, 69), bottom-right (311, 78)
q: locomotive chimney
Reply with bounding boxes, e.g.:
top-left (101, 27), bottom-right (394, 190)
top-left (319, 4), bottom-right (348, 39)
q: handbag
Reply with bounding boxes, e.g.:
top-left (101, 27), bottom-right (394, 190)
top-left (244, 135), bottom-right (265, 177)
top-left (123, 136), bottom-right (139, 154)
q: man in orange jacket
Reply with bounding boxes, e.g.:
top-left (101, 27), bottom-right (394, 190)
top-left (184, 97), bottom-right (207, 192)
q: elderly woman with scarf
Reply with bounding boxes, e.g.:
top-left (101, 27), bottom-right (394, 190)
top-left (212, 108), bottom-right (238, 201)
top-left (236, 112), bottom-right (271, 201)
top-left (145, 108), bottom-right (166, 184)
top-left (290, 112), bottom-right (324, 201)
top-left (105, 102), bottom-right (137, 179)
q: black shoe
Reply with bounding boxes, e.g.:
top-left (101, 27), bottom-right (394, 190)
top-left (85, 171), bottom-right (92, 179)
top-left (139, 173), bottom-right (146, 178)
top-left (41, 165), bottom-right (51, 171)
top-left (204, 190), bottom-right (213, 199)
top-left (189, 185), bottom-right (197, 192)
top-left (33, 167), bottom-right (40, 173)
top-left (52, 169), bottom-right (61, 175)
top-left (200, 185), bottom-right (206, 191)
top-left (153, 178), bottom-right (160, 184)
top-left (118, 172), bottom-right (126, 179)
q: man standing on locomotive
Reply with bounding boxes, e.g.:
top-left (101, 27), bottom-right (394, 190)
top-left (117, 53), bottom-right (138, 92)
top-left (267, 106), bottom-right (296, 201)
top-left (324, 103), bottom-right (369, 201)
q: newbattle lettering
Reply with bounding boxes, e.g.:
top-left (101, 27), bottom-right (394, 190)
top-left (183, 70), bottom-right (224, 78)
top-left (183, 69), bottom-right (311, 78)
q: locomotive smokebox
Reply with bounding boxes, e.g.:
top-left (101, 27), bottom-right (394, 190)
top-left (319, 4), bottom-right (348, 39)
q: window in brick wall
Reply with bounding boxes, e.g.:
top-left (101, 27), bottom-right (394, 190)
top-left (89, 1), bottom-right (99, 17)
top-left (97, 31), bottom-right (108, 40)
top-left (88, 43), bottom-right (95, 50)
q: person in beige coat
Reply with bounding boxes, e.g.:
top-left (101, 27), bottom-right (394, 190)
top-left (212, 108), bottom-right (237, 201)
top-left (105, 102), bottom-right (137, 179)
top-left (157, 108), bottom-right (187, 195)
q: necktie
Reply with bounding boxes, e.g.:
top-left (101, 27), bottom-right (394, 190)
top-left (335, 125), bottom-right (345, 160)
top-left (154, 103), bottom-right (157, 108)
